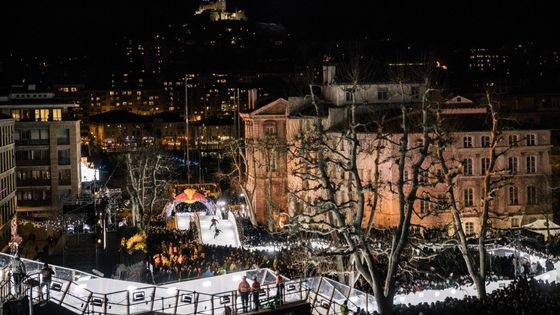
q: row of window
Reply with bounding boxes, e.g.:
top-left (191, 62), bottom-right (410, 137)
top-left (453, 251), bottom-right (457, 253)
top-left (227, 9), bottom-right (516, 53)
top-left (10, 109), bottom-right (63, 122)
top-left (344, 86), bottom-right (420, 102)
top-left (14, 128), bottom-right (70, 145)
top-left (0, 173), bottom-right (15, 201)
top-left (0, 149), bottom-right (15, 174)
top-left (17, 189), bottom-right (51, 202)
top-left (16, 169), bottom-right (72, 185)
top-left (0, 124), bottom-right (14, 147)
top-left (463, 156), bottom-right (537, 175)
top-left (15, 149), bottom-right (71, 165)
top-left (463, 134), bottom-right (538, 148)
top-left (463, 185), bottom-right (539, 207)
top-left (0, 198), bottom-right (16, 229)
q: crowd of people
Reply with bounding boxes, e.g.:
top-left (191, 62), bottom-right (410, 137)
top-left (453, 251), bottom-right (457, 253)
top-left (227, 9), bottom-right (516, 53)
top-left (394, 277), bottom-right (560, 315)
top-left (146, 228), bottom-right (299, 283)
top-left (119, 215), bottom-right (560, 314)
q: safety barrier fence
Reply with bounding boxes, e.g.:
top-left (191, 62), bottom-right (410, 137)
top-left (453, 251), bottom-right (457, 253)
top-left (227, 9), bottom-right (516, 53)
top-left (2, 246), bottom-right (542, 314)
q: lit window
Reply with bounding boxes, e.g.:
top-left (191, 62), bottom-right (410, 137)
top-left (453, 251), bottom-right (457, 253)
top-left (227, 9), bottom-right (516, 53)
top-left (52, 109), bottom-right (62, 121)
top-left (35, 109), bottom-right (49, 122)
top-left (10, 110), bottom-right (21, 121)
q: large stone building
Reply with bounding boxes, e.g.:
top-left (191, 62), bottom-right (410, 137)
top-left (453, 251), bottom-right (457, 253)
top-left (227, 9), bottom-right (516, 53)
top-left (240, 78), bottom-right (428, 227)
top-left (242, 80), bottom-right (555, 232)
top-left (0, 114), bottom-right (17, 248)
top-left (0, 85), bottom-right (82, 217)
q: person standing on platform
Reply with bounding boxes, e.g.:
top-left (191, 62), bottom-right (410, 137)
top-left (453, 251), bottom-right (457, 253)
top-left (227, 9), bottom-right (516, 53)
top-left (275, 271), bottom-right (284, 305)
top-left (251, 275), bottom-right (261, 311)
top-left (40, 263), bottom-right (55, 301)
top-left (9, 253), bottom-right (26, 297)
top-left (238, 275), bottom-right (250, 312)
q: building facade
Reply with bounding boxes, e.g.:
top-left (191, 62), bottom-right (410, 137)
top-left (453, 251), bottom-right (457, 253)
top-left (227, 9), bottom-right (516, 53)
top-left (240, 98), bottom-right (289, 225)
top-left (242, 88), bottom-right (555, 232)
top-left (0, 115), bottom-right (17, 248)
top-left (0, 86), bottom-right (81, 217)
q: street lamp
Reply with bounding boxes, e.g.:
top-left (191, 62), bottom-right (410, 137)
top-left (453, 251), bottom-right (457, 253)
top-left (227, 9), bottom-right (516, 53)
top-left (184, 74), bottom-right (190, 184)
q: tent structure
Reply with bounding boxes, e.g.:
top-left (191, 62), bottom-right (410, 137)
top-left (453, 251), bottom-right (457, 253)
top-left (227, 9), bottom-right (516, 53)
top-left (523, 219), bottom-right (560, 240)
top-left (160, 189), bottom-right (217, 219)
top-left (174, 188), bottom-right (207, 204)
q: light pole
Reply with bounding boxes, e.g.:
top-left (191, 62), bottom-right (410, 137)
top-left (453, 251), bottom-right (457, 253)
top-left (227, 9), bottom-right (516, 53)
top-left (184, 75), bottom-right (190, 184)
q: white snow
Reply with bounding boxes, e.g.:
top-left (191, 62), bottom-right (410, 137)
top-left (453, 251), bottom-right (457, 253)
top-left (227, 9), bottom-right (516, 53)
top-left (198, 214), bottom-right (241, 248)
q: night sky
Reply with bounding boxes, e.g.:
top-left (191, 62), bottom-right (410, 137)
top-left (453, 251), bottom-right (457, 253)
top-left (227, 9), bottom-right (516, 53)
top-left (1, 0), bottom-right (555, 56)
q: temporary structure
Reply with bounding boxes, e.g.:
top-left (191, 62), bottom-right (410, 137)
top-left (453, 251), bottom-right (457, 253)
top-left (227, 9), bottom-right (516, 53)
top-left (522, 219), bottom-right (560, 240)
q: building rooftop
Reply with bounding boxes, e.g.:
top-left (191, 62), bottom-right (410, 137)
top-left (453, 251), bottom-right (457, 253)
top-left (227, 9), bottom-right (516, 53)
top-left (89, 110), bottom-right (149, 124)
top-left (0, 98), bottom-right (78, 107)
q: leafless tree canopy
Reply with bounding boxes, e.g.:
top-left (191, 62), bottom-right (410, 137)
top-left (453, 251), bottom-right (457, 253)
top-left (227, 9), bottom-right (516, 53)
top-left (286, 80), bottom-right (439, 314)
top-left (124, 147), bottom-right (179, 229)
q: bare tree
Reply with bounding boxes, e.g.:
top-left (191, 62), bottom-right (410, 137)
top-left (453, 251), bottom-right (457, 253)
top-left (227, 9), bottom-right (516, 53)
top-left (287, 78), bottom-right (436, 314)
top-left (224, 134), bottom-right (286, 229)
top-left (124, 147), bottom-right (178, 229)
top-left (434, 92), bottom-right (511, 297)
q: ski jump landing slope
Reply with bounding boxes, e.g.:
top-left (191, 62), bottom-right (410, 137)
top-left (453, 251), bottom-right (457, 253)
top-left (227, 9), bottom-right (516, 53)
top-left (198, 214), bottom-right (241, 247)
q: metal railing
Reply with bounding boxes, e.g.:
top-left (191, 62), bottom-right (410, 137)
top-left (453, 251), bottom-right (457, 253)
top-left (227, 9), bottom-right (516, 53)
top-left (0, 252), bottom-right (97, 284)
top-left (0, 259), bottom-right (315, 315)
top-left (0, 274), bottom-right (309, 315)
top-left (0, 250), bottom-right (377, 315)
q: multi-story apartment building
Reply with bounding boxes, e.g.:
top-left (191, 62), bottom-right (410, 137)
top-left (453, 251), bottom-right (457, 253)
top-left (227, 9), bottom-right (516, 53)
top-left (0, 114), bottom-right (17, 248)
top-left (87, 89), bottom-right (167, 116)
top-left (0, 85), bottom-right (81, 217)
top-left (242, 78), bottom-right (554, 232)
top-left (88, 110), bottom-right (235, 152)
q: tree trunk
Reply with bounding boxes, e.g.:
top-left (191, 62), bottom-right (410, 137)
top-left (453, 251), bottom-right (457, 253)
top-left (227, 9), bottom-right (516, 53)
top-left (475, 275), bottom-right (486, 297)
top-left (374, 292), bottom-right (394, 315)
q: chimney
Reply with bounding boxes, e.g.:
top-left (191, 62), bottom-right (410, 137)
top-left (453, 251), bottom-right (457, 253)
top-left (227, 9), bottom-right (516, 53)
top-left (247, 88), bottom-right (257, 110)
top-left (322, 65), bottom-right (336, 85)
